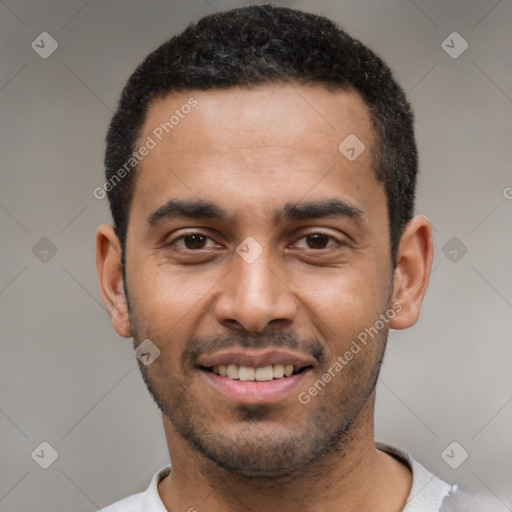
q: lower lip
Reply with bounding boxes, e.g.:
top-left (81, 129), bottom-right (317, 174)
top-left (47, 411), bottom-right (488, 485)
top-left (200, 368), bottom-right (312, 404)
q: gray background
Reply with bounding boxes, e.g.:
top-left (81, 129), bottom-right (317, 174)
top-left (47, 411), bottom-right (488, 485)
top-left (1, 0), bottom-right (511, 511)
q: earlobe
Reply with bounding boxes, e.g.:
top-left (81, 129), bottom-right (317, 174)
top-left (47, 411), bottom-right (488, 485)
top-left (95, 224), bottom-right (132, 338)
top-left (389, 216), bottom-right (434, 331)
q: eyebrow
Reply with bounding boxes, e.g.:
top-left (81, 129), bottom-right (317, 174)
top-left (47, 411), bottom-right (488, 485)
top-left (147, 198), bottom-right (364, 227)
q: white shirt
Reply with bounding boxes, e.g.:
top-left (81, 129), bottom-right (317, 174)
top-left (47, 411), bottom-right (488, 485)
top-left (99, 443), bottom-right (494, 511)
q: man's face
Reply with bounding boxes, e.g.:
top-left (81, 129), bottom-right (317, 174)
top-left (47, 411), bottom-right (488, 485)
top-left (124, 84), bottom-right (394, 476)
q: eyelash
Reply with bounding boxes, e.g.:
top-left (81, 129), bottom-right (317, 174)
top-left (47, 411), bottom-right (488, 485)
top-left (167, 231), bottom-right (344, 251)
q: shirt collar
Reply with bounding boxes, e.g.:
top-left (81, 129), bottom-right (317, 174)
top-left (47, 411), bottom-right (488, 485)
top-left (143, 444), bottom-right (455, 511)
top-left (376, 442), bottom-right (456, 512)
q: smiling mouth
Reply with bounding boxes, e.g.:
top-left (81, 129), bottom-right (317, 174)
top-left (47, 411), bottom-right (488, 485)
top-left (201, 363), bottom-right (312, 382)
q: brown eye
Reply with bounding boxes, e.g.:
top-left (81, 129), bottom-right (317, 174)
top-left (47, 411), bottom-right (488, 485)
top-left (172, 233), bottom-right (216, 250)
top-left (182, 234), bottom-right (207, 249)
top-left (292, 231), bottom-right (345, 252)
top-left (304, 233), bottom-right (332, 249)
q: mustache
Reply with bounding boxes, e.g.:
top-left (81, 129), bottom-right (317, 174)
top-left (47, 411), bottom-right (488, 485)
top-left (181, 330), bottom-right (326, 368)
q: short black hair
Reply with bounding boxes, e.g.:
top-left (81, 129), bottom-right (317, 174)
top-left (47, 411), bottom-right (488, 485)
top-left (105, 4), bottom-right (417, 264)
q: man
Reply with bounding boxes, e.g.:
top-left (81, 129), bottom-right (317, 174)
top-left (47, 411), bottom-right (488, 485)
top-left (96, 5), bottom-right (496, 511)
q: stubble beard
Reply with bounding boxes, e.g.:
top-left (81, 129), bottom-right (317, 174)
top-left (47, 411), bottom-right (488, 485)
top-left (131, 320), bottom-right (388, 480)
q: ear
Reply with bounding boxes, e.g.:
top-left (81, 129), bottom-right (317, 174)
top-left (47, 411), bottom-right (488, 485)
top-left (389, 215), bottom-right (434, 330)
top-left (95, 224), bottom-right (131, 338)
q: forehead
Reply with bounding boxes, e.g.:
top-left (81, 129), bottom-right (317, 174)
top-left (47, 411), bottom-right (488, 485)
top-left (131, 83), bottom-right (383, 223)
top-left (142, 83), bottom-right (373, 157)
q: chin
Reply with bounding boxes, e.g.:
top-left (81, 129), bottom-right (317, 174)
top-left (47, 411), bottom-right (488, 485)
top-left (204, 451), bottom-right (308, 479)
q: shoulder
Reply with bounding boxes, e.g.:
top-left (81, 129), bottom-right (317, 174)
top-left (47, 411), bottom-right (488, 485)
top-left (377, 441), bottom-right (455, 510)
top-left (440, 486), bottom-right (506, 512)
top-left (99, 465), bottom-right (172, 512)
top-left (99, 491), bottom-right (145, 512)
top-left (377, 442), bottom-right (501, 512)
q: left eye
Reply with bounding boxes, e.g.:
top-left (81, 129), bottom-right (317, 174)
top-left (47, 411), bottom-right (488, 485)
top-left (173, 234), bottom-right (217, 250)
top-left (294, 233), bottom-right (339, 250)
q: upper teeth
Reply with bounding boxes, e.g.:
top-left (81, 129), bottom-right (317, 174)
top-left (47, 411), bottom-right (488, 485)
top-left (212, 364), bottom-right (295, 381)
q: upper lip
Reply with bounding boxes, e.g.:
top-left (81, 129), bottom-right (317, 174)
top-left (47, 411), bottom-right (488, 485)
top-left (197, 349), bottom-right (315, 369)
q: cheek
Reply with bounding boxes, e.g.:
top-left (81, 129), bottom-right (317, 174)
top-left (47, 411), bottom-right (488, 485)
top-left (127, 259), bottom-right (222, 336)
top-left (291, 264), bottom-right (389, 344)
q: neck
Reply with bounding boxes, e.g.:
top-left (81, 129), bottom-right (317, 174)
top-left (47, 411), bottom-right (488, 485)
top-left (158, 394), bottom-right (411, 512)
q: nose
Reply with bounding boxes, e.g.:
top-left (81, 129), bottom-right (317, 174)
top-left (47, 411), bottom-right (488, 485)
top-left (214, 248), bottom-right (297, 333)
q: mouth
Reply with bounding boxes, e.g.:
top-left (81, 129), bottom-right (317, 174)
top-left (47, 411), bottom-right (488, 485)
top-left (199, 363), bottom-right (313, 405)
top-left (197, 349), bottom-right (316, 404)
top-left (201, 363), bottom-right (312, 382)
